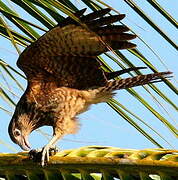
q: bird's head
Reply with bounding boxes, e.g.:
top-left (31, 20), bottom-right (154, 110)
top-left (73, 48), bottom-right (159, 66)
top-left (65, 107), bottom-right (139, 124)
top-left (8, 97), bottom-right (38, 151)
top-left (8, 94), bottom-right (53, 151)
top-left (8, 113), bottom-right (32, 151)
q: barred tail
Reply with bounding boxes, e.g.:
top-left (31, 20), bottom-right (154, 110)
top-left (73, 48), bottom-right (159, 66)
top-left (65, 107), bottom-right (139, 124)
top-left (98, 71), bottom-right (172, 93)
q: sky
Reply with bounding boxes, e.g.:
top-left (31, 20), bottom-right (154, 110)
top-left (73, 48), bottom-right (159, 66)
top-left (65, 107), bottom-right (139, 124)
top-left (0, 0), bottom-right (177, 153)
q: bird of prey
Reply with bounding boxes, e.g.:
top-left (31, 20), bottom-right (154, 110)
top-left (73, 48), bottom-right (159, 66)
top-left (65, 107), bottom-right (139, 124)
top-left (8, 8), bottom-right (171, 166)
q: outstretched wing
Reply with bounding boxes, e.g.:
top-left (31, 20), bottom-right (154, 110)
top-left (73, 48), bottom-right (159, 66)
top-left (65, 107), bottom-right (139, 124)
top-left (17, 8), bottom-right (136, 89)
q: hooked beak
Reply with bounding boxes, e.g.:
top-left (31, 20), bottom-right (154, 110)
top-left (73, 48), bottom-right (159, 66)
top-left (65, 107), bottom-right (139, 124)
top-left (19, 135), bottom-right (31, 151)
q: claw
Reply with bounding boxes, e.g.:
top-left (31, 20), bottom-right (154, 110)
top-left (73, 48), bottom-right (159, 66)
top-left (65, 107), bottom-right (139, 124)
top-left (30, 134), bottom-right (61, 166)
top-left (29, 146), bottom-right (59, 166)
top-left (41, 145), bottom-right (59, 166)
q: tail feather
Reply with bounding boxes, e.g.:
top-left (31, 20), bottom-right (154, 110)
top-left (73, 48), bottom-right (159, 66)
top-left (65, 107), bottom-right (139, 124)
top-left (99, 71), bottom-right (172, 93)
top-left (105, 67), bottom-right (147, 80)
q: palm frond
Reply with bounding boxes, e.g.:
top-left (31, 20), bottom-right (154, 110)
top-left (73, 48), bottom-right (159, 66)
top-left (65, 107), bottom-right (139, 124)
top-left (0, 146), bottom-right (177, 180)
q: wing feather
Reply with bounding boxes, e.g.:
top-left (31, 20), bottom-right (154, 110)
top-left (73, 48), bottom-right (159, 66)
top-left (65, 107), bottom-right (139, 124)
top-left (17, 9), bottom-right (136, 89)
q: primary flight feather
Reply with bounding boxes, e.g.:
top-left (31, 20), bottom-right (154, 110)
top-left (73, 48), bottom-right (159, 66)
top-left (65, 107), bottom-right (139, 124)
top-left (8, 8), bottom-right (171, 166)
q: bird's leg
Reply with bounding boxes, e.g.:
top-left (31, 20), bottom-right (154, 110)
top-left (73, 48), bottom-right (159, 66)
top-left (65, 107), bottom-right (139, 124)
top-left (41, 133), bottom-right (62, 166)
top-left (41, 115), bottom-right (78, 166)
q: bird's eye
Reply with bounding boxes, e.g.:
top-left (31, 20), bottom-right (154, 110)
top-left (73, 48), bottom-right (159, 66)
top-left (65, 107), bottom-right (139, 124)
top-left (14, 129), bottom-right (21, 137)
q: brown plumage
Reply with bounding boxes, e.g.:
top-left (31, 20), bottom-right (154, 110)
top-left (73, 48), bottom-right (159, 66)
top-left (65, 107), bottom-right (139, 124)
top-left (8, 8), bottom-right (171, 166)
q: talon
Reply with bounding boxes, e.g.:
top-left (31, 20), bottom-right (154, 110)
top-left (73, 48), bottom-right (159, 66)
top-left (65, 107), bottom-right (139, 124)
top-left (28, 146), bottom-right (58, 166)
top-left (41, 146), bottom-right (59, 166)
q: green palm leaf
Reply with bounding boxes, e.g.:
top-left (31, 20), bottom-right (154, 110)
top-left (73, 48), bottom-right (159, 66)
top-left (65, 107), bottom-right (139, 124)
top-left (0, 146), bottom-right (177, 180)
